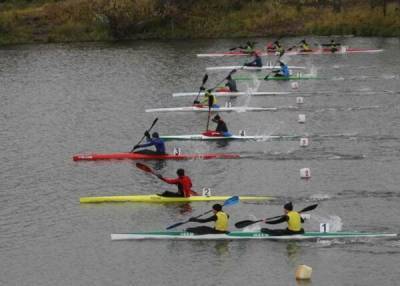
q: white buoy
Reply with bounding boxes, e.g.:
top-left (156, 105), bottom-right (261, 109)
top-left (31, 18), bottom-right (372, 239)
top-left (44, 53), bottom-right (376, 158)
top-left (291, 81), bottom-right (299, 89)
top-left (173, 147), bottom-right (181, 155)
top-left (295, 265), bottom-right (313, 280)
top-left (299, 137), bottom-right (309, 147)
top-left (298, 114), bottom-right (306, 123)
top-left (300, 168), bottom-right (311, 179)
top-left (296, 97), bottom-right (304, 104)
top-left (239, 130), bottom-right (246, 136)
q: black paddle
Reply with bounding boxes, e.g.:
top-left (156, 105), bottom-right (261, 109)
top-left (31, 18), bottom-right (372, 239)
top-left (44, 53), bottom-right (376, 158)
top-left (234, 204), bottom-right (318, 229)
top-left (135, 162), bottom-right (162, 178)
top-left (209, 69), bottom-right (238, 91)
top-left (166, 196), bottom-right (239, 230)
top-left (131, 118), bottom-right (158, 152)
top-left (193, 74), bottom-right (209, 104)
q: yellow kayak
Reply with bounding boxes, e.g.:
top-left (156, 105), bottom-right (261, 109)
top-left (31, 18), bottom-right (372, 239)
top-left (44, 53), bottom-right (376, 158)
top-left (80, 194), bottom-right (274, 203)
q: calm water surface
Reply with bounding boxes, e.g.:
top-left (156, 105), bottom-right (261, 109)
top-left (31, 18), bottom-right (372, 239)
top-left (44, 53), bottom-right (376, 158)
top-left (1, 37), bottom-right (400, 286)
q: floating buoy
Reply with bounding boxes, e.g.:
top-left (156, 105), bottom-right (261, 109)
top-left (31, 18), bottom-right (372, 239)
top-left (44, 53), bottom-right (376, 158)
top-left (296, 97), bottom-right (304, 104)
top-left (295, 265), bottom-right (313, 280)
top-left (298, 114), bottom-right (306, 123)
top-left (239, 130), bottom-right (246, 136)
top-left (300, 168), bottom-right (311, 179)
top-left (299, 137), bottom-right (309, 147)
top-left (291, 82), bottom-right (299, 89)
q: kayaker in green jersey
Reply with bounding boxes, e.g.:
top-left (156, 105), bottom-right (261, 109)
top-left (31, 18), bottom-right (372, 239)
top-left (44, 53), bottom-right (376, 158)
top-left (244, 51), bottom-right (263, 67)
top-left (261, 202), bottom-right (306, 236)
top-left (186, 203), bottom-right (230, 235)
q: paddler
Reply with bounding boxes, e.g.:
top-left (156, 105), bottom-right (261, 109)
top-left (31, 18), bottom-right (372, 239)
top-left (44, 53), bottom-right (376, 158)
top-left (132, 131), bottom-right (166, 155)
top-left (212, 114), bottom-right (231, 137)
top-left (299, 39), bottom-right (312, 52)
top-left (271, 61), bottom-right (290, 78)
top-left (186, 203), bottom-right (229, 234)
top-left (244, 51), bottom-right (263, 67)
top-left (329, 39), bottom-right (338, 53)
top-left (157, 168), bottom-right (198, 197)
top-left (240, 41), bottom-right (256, 54)
top-left (225, 74), bottom-right (238, 92)
top-left (267, 40), bottom-right (285, 56)
top-left (199, 89), bottom-right (219, 108)
top-left (261, 202), bottom-right (306, 236)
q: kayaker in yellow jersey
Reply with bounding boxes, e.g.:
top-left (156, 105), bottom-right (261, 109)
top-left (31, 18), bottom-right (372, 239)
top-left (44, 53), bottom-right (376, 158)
top-left (240, 41), bottom-right (256, 54)
top-left (329, 39), bottom-right (338, 53)
top-left (261, 202), bottom-right (306, 236)
top-left (299, 39), bottom-right (312, 52)
top-left (198, 89), bottom-right (219, 108)
top-left (186, 203), bottom-right (229, 235)
top-left (267, 40), bottom-right (285, 56)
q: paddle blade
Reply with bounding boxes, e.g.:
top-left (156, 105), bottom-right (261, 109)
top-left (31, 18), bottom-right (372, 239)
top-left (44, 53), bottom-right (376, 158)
top-left (235, 219), bottom-right (262, 229)
top-left (202, 74), bottom-right (208, 85)
top-left (223, 196), bottom-right (239, 207)
top-left (299, 204), bottom-right (318, 213)
top-left (135, 162), bottom-right (153, 174)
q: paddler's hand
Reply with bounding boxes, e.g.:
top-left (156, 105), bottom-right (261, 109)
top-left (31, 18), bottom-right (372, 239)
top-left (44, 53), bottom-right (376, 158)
top-left (144, 131), bottom-right (150, 138)
top-left (132, 145), bottom-right (139, 151)
top-left (156, 174), bottom-right (163, 179)
top-left (200, 86), bottom-right (206, 91)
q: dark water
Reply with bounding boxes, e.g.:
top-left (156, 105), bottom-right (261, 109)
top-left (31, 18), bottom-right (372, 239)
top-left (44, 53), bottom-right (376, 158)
top-left (1, 37), bottom-right (400, 286)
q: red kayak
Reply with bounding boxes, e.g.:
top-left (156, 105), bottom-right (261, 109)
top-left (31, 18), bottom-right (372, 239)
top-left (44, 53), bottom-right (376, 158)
top-left (73, 152), bottom-right (240, 161)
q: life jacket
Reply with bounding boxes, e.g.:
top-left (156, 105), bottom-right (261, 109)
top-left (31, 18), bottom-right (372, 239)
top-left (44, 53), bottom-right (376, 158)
top-left (214, 211), bottom-right (229, 231)
top-left (178, 175), bottom-right (194, 197)
top-left (202, 92), bottom-right (217, 106)
top-left (287, 211), bottom-right (302, 231)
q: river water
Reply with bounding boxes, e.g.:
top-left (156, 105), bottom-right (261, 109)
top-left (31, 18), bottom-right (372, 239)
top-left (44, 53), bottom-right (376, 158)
top-left (1, 37), bottom-right (400, 286)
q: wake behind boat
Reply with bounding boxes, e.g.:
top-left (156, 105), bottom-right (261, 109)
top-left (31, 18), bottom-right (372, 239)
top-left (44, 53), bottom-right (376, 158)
top-left (80, 194), bottom-right (273, 203)
top-left (111, 230), bottom-right (397, 240)
top-left (73, 152), bottom-right (240, 161)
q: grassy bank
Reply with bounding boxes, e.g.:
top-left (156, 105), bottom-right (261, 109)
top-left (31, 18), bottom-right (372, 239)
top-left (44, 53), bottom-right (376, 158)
top-left (0, 0), bottom-right (399, 45)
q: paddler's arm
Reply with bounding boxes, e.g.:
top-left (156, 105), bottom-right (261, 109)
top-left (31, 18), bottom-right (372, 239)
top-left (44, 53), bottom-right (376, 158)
top-left (158, 176), bottom-right (179, 184)
top-left (189, 215), bottom-right (217, 223)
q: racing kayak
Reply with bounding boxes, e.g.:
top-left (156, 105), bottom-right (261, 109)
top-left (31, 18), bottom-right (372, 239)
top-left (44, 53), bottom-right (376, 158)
top-left (172, 91), bottom-right (291, 97)
top-left (206, 65), bottom-right (306, 71)
top-left (73, 152), bottom-right (240, 161)
top-left (197, 48), bottom-right (383, 57)
top-left (145, 105), bottom-right (297, 113)
top-left (80, 194), bottom-right (273, 203)
top-left (111, 231), bottom-right (397, 241)
top-left (159, 133), bottom-right (299, 141)
top-left (234, 73), bottom-right (320, 81)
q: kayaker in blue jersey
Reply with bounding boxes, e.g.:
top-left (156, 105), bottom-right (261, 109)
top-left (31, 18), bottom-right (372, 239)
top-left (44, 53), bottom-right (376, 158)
top-left (212, 115), bottom-right (231, 137)
top-left (244, 52), bottom-right (262, 67)
top-left (261, 202), bottom-right (305, 236)
top-left (272, 61), bottom-right (290, 78)
top-left (132, 131), bottom-right (166, 155)
top-left (186, 203), bottom-right (230, 235)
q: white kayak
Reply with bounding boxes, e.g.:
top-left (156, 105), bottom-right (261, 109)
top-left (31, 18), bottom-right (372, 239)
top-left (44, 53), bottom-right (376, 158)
top-left (206, 65), bottom-right (306, 71)
top-left (159, 133), bottom-right (300, 141)
top-left (172, 91), bottom-right (291, 97)
top-left (111, 231), bottom-right (397, 241)
top-left (145, 105), bottom-right (297, 113)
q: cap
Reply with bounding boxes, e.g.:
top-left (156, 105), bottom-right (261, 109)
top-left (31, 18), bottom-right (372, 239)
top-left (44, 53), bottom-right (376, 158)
top-left (212, 204), bottom-right (222, 211)
top-left (152, 132), bottom-right (159, 138)
top-left (212, 115), bottom-right (221, 121)
top-left (284, 202), bottom-right (293, 211)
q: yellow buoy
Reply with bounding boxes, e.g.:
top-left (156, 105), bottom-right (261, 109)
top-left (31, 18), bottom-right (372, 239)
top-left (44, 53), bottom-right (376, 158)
top-left (295, 264), bottom-right (313, 280)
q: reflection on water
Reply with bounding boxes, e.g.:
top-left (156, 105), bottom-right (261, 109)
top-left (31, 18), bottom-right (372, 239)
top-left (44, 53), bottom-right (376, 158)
top-left (179, 203), bottom-right (193, 215)
top-left (214, 241), bottom-right (230, 256)
top-left (286, 242), bottom-right (301, 265)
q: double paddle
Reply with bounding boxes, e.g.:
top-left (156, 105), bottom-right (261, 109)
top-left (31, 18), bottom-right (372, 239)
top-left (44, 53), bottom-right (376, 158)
top-left (234, 204), bottom-right (318, 229)
top-left (166, 196), bottom-right (239, 230)
top-left (193, 74), bottom-right (209, 104)
top-left (136, 162), bottom-right (162, 178)
top-left (130, 118), bottom-right (158, 152)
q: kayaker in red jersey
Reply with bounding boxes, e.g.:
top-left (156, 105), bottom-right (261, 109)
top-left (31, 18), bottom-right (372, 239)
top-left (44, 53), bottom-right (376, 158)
top-left (157, 169), bottom-right (198, 197)
top-left (261, 202), bottom-right (306, 236)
